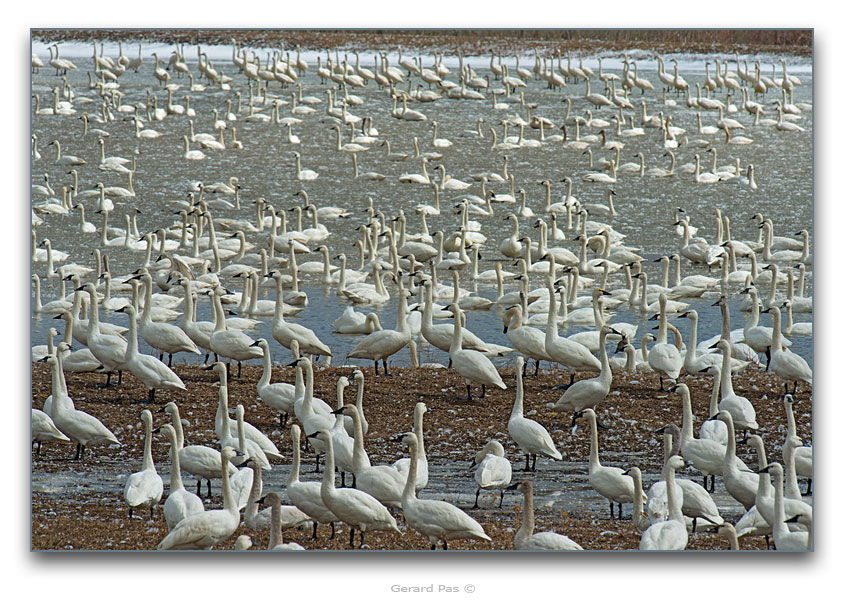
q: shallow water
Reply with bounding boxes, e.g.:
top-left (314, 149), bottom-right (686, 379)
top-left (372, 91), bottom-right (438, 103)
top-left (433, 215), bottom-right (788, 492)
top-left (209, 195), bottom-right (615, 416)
top-left (30, 42), bottom-right (814, 545)
top-left (30, 42), bottom-right (813, 371)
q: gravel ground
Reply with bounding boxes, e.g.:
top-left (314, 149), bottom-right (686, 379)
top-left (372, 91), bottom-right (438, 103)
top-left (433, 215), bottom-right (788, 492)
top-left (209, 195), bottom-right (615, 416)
top-left (31, 361), bottom-right (812, 551)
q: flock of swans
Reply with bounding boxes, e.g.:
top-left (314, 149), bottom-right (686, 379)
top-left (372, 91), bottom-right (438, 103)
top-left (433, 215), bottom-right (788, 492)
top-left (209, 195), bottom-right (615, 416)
top-left (32, 38), bottom-right (812, 551)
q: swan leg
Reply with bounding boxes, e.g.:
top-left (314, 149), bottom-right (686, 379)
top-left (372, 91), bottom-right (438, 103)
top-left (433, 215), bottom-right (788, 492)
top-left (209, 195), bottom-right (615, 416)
top-left (149, 506), bottom-right (155, 520)
top-left (443, 540), bottom-right (448, 550)
top-left (167, 353), bottom-right (173, 367)
top-left (349, 528), bottom-right (355, 547)
top-left (534, 360), bottom-right (541, 377)
top-left (480, 384), bottom-right (487, 399)
top-left (806, 479), bottom-right (812, 496)
top-left (196, 478), bottom-right (202, 496)
top-left (146, 388), bottom-right (155, 404)
top-left (237, 361), bottom-right (242, 378)
top-left (764, 348), bottom-right (771, 370)
top-left (531, 454), bottom-right (537, 471)
top-left (118, 370), bottom-right (123, 385)
top-left (351, 473), bottom-right (357, 488)
top-left (314, 452), bottom-right (321, 473)
top-left (523, 453), bottom-right (531, 471)
top-left (312, 522), bottom-right (318, 539)
top-left (129, 508), bottom-right (133, 518)
top-left (465, 384), bottom-right (473, 402)
top-left (340, 470), bottom-right (346, 487)
top-left (473, 488), bottom-right (481, 509)
top-left (609, 500), bottom-right (614, 519)
top-left (499, 488), bottom-right (505, 508)
top-left (383, 359), bottom-right (391, 376)
top-left (207, 479), bottom-right (212, 499)
top-left (373, 360), bottom-right (379, 376)
top-left (330, 521), bottom-right (336, 538)
top-left (618, 503), bottom-right (623, 519)
top-left (659, 376), bottom-right (665, 391)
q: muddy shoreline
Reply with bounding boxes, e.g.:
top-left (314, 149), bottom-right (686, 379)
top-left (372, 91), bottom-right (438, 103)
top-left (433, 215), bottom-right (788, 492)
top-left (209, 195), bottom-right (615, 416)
top-left (31, 361), bottom-right (812, 551)
top-left (30, 29), bottom-right (813, 57)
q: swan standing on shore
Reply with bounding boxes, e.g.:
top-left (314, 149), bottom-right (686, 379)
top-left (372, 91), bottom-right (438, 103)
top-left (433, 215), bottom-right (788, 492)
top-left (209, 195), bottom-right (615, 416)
top-left (397, 431), bottom-right (491, 550)
top-left (508, 356), bottom-right (562, 471)
top-left (123, 410), bottom-right (164, 520)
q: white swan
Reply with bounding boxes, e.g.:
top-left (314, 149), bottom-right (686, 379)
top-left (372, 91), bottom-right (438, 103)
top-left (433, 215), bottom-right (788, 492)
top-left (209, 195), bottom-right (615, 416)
top-left (208, 286), bottom-right (262, 377)
top-left (348, 289), bottom-right (411, 375)
top-left (647, 294), bottom-right (683, 390)
top-left (508, 356), bottom-right (562, 471)
top-left (308, 429), bottom-right (400, 548)
top-left (764, 306), bottom-right (813, 394)
top-left (267, 272), bottom-right (331, 359)
top-left (160, 423), bottom-right (204, 530)
top-left (508, 480), bottom-right (582, 550)
top-left (116, 305), bottom-right (187, 404)
top-left (640, 455), bottom-right (688, 550)
top-left (397, 431), bottom-right (491, 550)
top-left (123, 409), bottom-right (164, 520)
top-left (157, 447), bottom-right (242, 549)
top-left (259, 493), bottom-right (307, 550)
top-left (577, 408), bottom-right (634, 519)
top-left (448, 303), bottom-right (507, 400)
top-left (250, 338), bottom-right (295, 426)
top-left (393, 402), bottom-right (430, 494)
top-left (161, 401), bottom-right (237, 498)
top-left (293, 151), bottom-right (319, 180)
top-left (45, 354), bottom-right (119, 460)
top-left (553, 326), bottom-right (619, 424)
top-left (31, 404), bottom-right (71, 455)
top-left (472, 439), bottom-right (512, 508)
top-left (287, 424), bottom-right (339, 539)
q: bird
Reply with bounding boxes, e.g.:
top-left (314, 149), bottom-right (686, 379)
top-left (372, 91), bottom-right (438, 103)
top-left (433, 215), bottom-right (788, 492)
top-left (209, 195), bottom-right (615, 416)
top-left (122, 410), bottom-right (164, 520)
top-left (157, 447), bottom-right (242, 550)
top-left (508, 356), bottom-right (562, 472)
top-left (508, 480), bottom-right (583, 550)
top-left (471, 440), bottom-right (512, 508)
top-left (395, 431), bottom-right (491, 550)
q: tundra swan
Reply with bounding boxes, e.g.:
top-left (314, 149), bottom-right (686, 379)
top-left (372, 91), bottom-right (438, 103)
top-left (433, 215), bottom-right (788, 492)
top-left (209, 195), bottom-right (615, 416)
top-left (640, 455), bottom-right (688, 550)
top-left (160, 423), bottom-right (204, 530)
top-left (397, 431), bottom-right (491, 550)
top-left (393, 402), bottom-right (430, 494)
top-left (157, 447), bottom-right (242, 549)
top-left (161, 402), bottom-right (237, 498)
top-left (448, 303), bottom-right (506, 400)
top-left (308, 430), bottom-right (400, 548)
top-left (472, 439), bottom-right (512, 508)
top-left (553, 326), bottom-right (619, 424)
top-left (576, 408), bottom-right (634, 519)
top-left (508, 356), bottom-right (562, 471)
top-left (509, 480), bottom-right (582, 550)
top-left (348, 289), bottom-right (412, 375)
top-left (763, 307), bottom-right (812, 394)
top-left (123, 409), bottom-right (164, 520)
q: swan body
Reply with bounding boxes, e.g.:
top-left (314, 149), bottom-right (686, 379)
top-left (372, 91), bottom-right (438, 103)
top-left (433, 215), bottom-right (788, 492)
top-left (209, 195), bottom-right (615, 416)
top-left (399, 432), bottom-right (491, 550)
top-left (508, 357), bottom-right (562, 471)
top-left (123, 410), bottom-right (164, 519)
top-left (157, 447), bottom-right (241, 549)
top-left (160, 424), bottom-right (204, 530)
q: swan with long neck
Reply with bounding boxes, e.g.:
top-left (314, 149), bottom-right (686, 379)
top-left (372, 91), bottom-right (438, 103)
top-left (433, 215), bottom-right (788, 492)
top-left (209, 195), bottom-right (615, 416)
top-left (508, 356), bottom-right (562, 471)
top-left (160, 423), bottom-right (204, 530)
top-left (157, 446), bottom-right (242, 549)
top-left (576, 408), bottom-right (634, 519)
top-left (123, 409), bottom-right (164, 520)
top-left (397, 431), bottom-right (491, 550)
top-left (308, 429), bottom-right (400, 548)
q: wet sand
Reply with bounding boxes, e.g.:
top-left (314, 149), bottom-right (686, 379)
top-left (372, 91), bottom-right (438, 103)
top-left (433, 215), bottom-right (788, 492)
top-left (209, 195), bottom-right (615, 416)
top-left (31, 361), bottom-right (811, 551)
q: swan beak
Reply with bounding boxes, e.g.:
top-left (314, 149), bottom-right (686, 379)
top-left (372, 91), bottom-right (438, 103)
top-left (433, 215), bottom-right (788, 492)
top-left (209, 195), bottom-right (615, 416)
top-left (706, 412), bottom-right (723, 421)
top-left (647, 314), bottom-right (659, 321)
top-left (756, 465), bottom-right (772, 474)
top-left (506, 483), bottom-right (521, 491)
top-left (331, 407), bottom-right (347, 415)
top-left (305, 431), bottom-right (320, 440)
